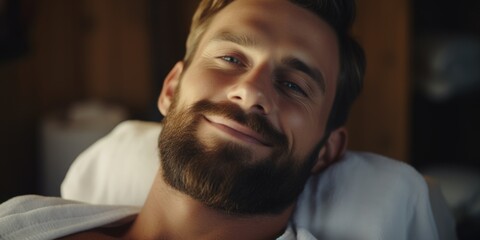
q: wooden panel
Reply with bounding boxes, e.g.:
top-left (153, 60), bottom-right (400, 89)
top-left (82, 0), bottom-right (152, 112)
top-left (0, 0), bottom-right (154, 201)
top-left (151, 0), bottom-right (197, 92)
top-left (0, 62), bottom-right (36, 201)
top-left (347, 0), bottom-right (410, 161)
top-left (0, 0), bottom-right (85, 200)
top-left (29, 0), bottom-right (86, 110)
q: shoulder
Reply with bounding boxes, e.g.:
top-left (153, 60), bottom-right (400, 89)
top-left (321, 151), bottom-right (427, 193)
top-left (293, 151), bottom-right (436, 239)
top-left (342, 151), bottom-right (427, 186)
top-left (301, 151), bottom-right (428, 202)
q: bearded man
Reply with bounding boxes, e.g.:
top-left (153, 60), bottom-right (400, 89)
top-left (0, 0), bottom-right (456, 239)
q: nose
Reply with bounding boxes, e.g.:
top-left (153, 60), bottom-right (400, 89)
top-left (227, 68), bottom-right (274, 115)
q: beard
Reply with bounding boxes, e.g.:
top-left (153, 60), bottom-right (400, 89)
top-left (158, 99), bottom-right (325, 215)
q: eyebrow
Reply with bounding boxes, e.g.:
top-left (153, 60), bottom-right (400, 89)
top-left (282, 57), bottom-right (326, 94)
top-left (211, 31), bottom-right (326, 94)
top-left (211, 31), bottom-right (260, 48)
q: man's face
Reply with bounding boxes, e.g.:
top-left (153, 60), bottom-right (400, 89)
top-left (158, 0), bottom-right (340, 215)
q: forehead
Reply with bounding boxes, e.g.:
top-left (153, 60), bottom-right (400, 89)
top-left (198, 0), bottom-right (340, 90)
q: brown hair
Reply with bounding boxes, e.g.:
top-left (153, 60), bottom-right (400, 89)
top-left (183, 0), bottom-right (365, 132)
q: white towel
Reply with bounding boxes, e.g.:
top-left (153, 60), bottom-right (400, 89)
top-left (0, 195), bottom-right (139, 240)
top-left (0, 195), bottom-right (318, 239)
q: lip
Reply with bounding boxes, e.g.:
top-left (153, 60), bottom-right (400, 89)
top-left (203, 115), bottom-right (271, 147)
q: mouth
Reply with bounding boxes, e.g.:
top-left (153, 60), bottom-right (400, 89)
top-left (203, 115), bottom-right (272, 147)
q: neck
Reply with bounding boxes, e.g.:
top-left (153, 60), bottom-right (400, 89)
top-left (124, 170), bottom-right (294, 240)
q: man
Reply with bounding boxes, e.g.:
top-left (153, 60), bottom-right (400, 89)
top-left (0, 0), bottom-right (455, 239)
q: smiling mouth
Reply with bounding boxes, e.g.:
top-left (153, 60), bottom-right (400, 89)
top-left (203, 115), bottom-right (271, 147)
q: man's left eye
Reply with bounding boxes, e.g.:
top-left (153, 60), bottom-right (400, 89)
top-left (282, 81), bottom-right (307, 96)
top-left (220, 56), bottom-right (242, 65)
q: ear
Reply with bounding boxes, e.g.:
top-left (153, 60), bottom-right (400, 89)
top-left (311, 126), bottom-right (348, 174)
top-left (158, 61), bottom-right (184, 116)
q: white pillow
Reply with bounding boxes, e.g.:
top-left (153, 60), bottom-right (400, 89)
top-left (62, 121), bottom-right (161, 206)
top-left (61, 120), bottom-right (456, 240)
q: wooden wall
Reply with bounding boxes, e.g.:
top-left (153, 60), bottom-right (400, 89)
top-left (348, 0), bottom-right (410, 161)
top-left (0, 0), bottom-right (155, 201)
top-left (82, 0), bottom-right (152, 108)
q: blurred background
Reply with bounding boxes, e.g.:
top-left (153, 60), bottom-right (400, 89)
top-left (0, 0), bottom-right (479, 238)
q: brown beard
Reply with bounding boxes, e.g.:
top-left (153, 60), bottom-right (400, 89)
top-left (158, 100), bottom-right (324, 215)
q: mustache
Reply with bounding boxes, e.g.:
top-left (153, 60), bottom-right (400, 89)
top-left (189, 100), bottom-right (287, 146)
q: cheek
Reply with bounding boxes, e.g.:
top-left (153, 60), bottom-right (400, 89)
top-left (281, 106), bottom-right (325, 156)
top-left (179, 69), bottom-right (233, 103)
top-left (284, 111), bottom-right (305, 131)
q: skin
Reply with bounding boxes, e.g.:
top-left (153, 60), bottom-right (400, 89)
top-left (161, 0), bottom-right (347, 173)
top-left (64, 0), bottom-right (348, 239)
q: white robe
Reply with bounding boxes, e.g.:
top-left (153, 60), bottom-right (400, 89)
top-left (0, 121), bottom-right (456, 239)
top-left (0, 196), bottom-right (314, 239)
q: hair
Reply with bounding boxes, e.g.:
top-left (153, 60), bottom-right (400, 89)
top-left (183, 0), bottom-right (366, 132)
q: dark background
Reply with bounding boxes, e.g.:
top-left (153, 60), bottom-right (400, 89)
top-left (411, 0), bottom-right (480, 171)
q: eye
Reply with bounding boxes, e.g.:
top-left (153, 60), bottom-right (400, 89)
top-left (220, 55), bottom-right (242, 65)
top-left (280, 81), bottom-right (308, 97)
top-left (275, 70), bottom-right (311, 98)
